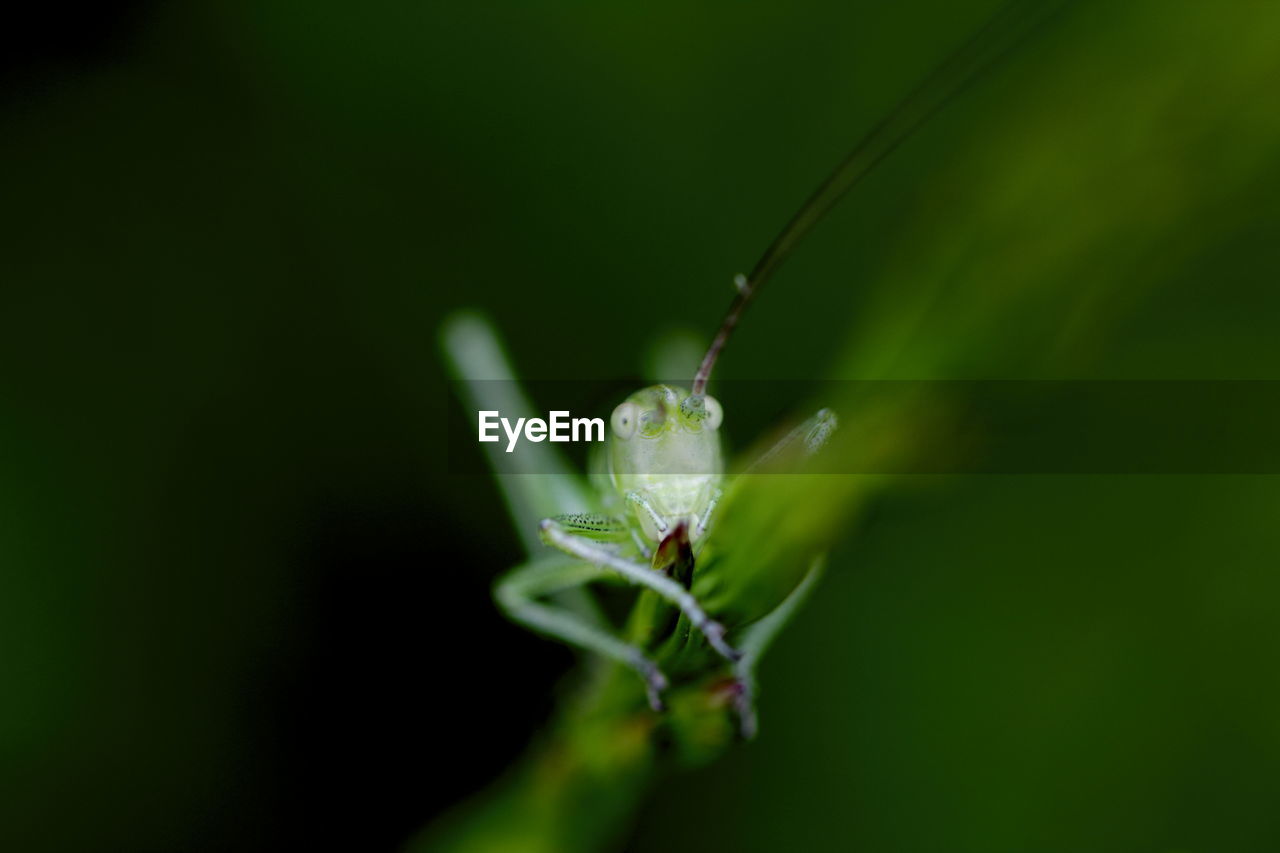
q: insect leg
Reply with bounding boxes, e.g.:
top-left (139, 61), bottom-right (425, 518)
top-left (495, 555), bottom-right (670, 711)
top-left (540, 518), bottom-right (742, 663)
top-left (731, 555), bottom-right (827, 739)
top-left (693, 487), bottom-right (723, 540)
top-left (747, 408), bottom-right (838, 472)
top-left (629, 527), bottom-right (653, 559)
top-left (625, 491), bottom-right (669, 536)
top-left (544, 512), bottom-right (629, 541)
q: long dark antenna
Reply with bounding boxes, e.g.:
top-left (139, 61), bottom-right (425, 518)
top-left (691, 0), bottom-right (1068, 395)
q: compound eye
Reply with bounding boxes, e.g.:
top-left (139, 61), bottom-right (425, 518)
top-left (638, 408), bottom-right (666, 437)
top-left (611, 402), bottom-right (639, 439)
top-left (703, 396), bottom-right (723, 430)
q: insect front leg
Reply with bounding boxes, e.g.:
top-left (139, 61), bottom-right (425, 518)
top-left (495, 555), bottom-right (670, 711)
top-left (625, 491), bottom-right (669, 536)
top-left (540, 518), bottom-right (743, 664)
top-left (693, 487), bottom-right (723, 540)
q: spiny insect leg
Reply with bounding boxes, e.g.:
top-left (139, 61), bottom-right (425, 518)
top-left (625, 491), bottom-right (669, 536)
top-left (693, 487), bottom-right (723, 540)
top-left (540, 519), bottom-right (743, 664)
top-left (543, 512), bottom-right (629, 542)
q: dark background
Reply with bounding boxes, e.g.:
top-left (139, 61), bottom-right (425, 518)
top-left (3, 1), bottom-right (1279, 851)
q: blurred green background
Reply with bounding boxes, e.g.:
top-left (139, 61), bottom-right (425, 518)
top-left (3, 1), bottom-right (1279, 850)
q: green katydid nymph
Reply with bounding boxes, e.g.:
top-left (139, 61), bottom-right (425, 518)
top-left (444, 0), bottom-right (1063, 738)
